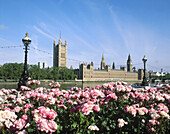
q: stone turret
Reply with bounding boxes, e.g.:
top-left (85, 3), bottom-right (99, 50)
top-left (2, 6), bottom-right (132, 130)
top-left (70, 65), bottom-right (73, 70)
top-left (53, 40), bottom-right (56, 46)
top-left (112, 62), bottom-right (115, 69)
top-left (101, 53), bottom-right (106, 70)
top-left (65, 40), bottom-right (67, 67)
top-left (58, 38), bottom-right (62, 44)
top-left (106, 65), bottom-right (110, 71)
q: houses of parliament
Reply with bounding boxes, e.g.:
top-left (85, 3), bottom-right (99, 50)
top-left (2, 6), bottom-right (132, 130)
top-left (53, 38), bottom-right (143, 81)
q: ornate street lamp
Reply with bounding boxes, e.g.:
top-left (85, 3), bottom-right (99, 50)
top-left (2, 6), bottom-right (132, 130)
top-left (141, 55), bottom-right (148, 86)
top-left (18, 33), bottom-right (31, 89)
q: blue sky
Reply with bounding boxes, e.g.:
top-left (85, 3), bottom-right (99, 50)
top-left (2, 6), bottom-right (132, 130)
top-left (0, 0), bottom-right (170, 72)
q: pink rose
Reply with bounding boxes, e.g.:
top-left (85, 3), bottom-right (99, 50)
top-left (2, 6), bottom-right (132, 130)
top-left (124, 106), bottom-right (129, 113)
top-left (82, 106), bottom-right (91, 115)
top-left (67, 100), bottom-right (73, 105)
top-left (3, 108), bottom-right (11, 111)
top-left (151, 127), bottom-right (155, 132)
top-left (24, 108), bottom-right (29, 114)
top-left (95, 85), bottom-right (102, 89)
top-left (90, 90), bottom-right (99, 99)
top-left (107, 93), bottom-right (117, 101)
top-left (149, 119), bottom-right (156, 125)
top-left (141, 107), bottom-right (148, 113)
top-left (82, 91), bottom-right (90, 98)
top-left (25, 94), bottom-right (31, 99)
top-left (47, 110), bottom-right (58, 120)
top-left (22, 115), bottom-right (29, 121)
top-left (93, 105), bottom-right (100, 112)
top-left (37, 118), bottom-right (58, 133)
top-left (63, 93), bottom-right (69, 98)
top-left (37, 118), bottom-right (49, 133)
top-left (48, 120), bottom-right (58, 133)
top-left (58, 104), bottom-right (67, 110)
top-left (14, 106), bottom-right (22, 113)
top-left (14, 119), bottom-right (26, 130)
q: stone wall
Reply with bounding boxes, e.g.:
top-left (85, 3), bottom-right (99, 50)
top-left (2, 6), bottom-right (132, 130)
top-left (78, 63), bottom-right (139, 81)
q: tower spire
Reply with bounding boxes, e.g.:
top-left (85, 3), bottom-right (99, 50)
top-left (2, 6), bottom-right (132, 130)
top-left (127, 54), bottom-right (132, 72)
top-left (112, 62), bottom-right (115, 69)
top-left (101, 53), bottom-right (106, 70)
top-left (65, 40), bottom-right (67, 45)
top-left (54, 40), bottom-right (56, 46)
top-left (102, 53), bottom-right (105, 60)
top-left (128, 54), bottom-right (131, 60)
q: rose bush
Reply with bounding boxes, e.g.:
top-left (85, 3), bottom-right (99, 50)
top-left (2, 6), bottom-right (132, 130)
top-left (0, 80), bottom-right (169, 133)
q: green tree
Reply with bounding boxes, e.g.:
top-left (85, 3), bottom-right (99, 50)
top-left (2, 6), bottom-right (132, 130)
top-left (28, 65), bottom-right (41, 80)
top-left (0, 63), bottom-right (78, 81)
top-left (52, 67), bottom-right (59, 81)
top-left (1, 63), bottom-right (23, 81)
top-left (46, 68), bottom-right (53, 79)
top-left (52, 67), bottom-right (77, 81)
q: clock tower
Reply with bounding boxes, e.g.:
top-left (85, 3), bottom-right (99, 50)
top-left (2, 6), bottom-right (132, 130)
top-left (127, 54), bottom-right (132, 72)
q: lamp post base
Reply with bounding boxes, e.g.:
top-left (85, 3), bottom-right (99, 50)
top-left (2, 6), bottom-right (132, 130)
top-left (17, 71), bottom-right (29, 90)
top-left (141, 79), bottom-right (149, 86)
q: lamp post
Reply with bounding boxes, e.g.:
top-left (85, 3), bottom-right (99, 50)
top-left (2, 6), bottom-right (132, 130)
top-left (18, 33), bottom-right (31, 89)
top-left (141, 55), bottom-right (148, 86)
top-left (148, 70), bottom-right (153, 82)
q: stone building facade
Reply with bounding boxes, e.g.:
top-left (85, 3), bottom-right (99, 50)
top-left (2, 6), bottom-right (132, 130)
top-left (75, 54), bottom-right (143, 81)
top-left (52, 37), bottom-right (145, 81)
top-left (38, 62), bottom-right (47, 69)
top-left (53, 38), bottom-right (67, 68)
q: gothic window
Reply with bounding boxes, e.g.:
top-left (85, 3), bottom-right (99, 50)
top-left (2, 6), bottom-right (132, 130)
top-left (61, 53), bottom-right (65, 58)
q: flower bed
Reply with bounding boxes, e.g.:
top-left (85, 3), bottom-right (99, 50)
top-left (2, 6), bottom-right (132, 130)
top-left (0, 80), bottom-right (169, 134)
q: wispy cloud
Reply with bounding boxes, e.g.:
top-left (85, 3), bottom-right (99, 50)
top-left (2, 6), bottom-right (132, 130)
top-left (29, 35), bottom-right (43, 64)
top-left (39, 22), bottom-right (57, 38)
top-left (73, 34), bottom-right (98, 52)
top-left (38, 11), bottom-right (101, 64)
top-left (0, 37), bottom-right (19, 46)
top-left (33, 25), bottom-right (55, 40)
top-left (0, 37), bottom-right (23, 64)
top-left (31, 35), bottom-right (39, 53)
top-left (0, 25), bottom-right (8, 30)
top-left (108, 6), bottom-right (158, 58)
top-left (109, 6), bottom-right (132, 53)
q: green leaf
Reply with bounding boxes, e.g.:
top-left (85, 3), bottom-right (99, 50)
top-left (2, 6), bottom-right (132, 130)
top-left (79, 112), bottom-right (85, 118)
top-left (72, 122), bottom-right (77, 128)
top-left (102, 120), bottom-right (107, 127)
top-left (80, 118), bottom-right (85, 124)
top-left (134, 128), bottom-right (137, 132)
top-left (106, 126), bottom-right (110, 131)
top-left (28, 128), bottom-right (34, 133)
top-left (91, 116), bottom-right (94, 121)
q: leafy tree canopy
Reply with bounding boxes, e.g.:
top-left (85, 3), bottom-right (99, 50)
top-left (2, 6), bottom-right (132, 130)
top-left (0, 63), bottom-right (77, 81)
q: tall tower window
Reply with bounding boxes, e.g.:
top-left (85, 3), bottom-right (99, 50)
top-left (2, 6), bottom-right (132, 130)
top-left (61, 53), bottom-right (65, 58)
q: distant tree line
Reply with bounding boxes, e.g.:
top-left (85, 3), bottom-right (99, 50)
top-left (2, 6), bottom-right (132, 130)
top-left (151, 73), bottom-right (170, 80)
top-left (0, 63), bottom-right (77, 81)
